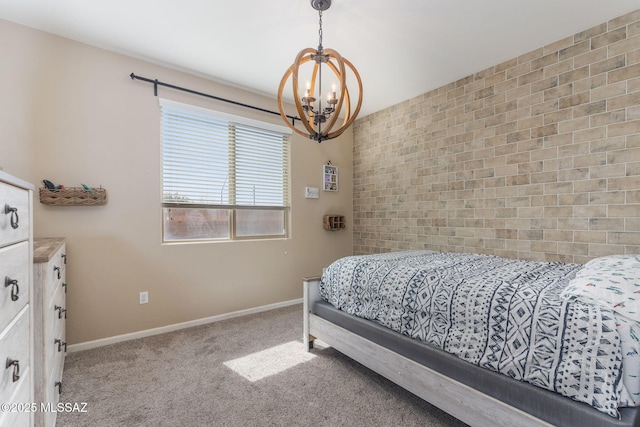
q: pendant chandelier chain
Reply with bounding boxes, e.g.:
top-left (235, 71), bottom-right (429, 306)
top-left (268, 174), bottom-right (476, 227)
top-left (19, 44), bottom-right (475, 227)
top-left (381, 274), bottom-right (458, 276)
top-left (318, 9), bottom-right (323, 51)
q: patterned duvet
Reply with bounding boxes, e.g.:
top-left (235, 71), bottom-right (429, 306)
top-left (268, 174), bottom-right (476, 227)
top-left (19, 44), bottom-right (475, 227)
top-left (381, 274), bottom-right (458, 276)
top-left (319, 250), bottom-right (637, 418)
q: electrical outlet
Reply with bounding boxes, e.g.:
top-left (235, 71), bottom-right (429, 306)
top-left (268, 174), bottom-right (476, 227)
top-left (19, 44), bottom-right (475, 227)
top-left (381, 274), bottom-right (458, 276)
top-left (139, 291), bottom-right (149, 304)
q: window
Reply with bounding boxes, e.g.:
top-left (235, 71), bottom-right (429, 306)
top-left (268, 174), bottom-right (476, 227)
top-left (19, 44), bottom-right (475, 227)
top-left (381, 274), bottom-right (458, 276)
top-left (160, 99), bottom-right (290, 242)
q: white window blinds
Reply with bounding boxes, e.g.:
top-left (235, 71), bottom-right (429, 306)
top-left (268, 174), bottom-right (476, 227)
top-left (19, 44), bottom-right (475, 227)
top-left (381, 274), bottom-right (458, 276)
top-left (160, 99), bottom-right (290, 208)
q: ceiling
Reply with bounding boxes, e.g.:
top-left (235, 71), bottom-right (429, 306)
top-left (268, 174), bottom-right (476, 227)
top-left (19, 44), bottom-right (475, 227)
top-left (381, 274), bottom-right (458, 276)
top-left (1, 0), bottom-right (639, 117)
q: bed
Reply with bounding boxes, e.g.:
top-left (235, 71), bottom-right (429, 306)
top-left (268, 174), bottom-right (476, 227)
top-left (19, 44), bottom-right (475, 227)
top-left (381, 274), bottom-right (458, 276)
top-left (303, 250), bottom-right (640, 427)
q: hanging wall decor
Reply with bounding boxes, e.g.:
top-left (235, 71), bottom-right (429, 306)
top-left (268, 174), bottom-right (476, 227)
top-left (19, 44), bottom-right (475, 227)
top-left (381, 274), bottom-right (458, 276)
top-left (323, 164), bottom-right (338, 192)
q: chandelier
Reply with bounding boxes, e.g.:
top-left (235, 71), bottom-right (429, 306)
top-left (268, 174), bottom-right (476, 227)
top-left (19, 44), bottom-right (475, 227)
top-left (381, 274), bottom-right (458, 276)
top-left (277, 0), bottom-right (363, 143)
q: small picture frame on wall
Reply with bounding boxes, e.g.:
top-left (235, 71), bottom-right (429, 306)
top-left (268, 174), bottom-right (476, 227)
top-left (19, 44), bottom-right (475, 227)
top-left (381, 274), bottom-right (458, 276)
top-left (323, 164), bottom-right (338, 192)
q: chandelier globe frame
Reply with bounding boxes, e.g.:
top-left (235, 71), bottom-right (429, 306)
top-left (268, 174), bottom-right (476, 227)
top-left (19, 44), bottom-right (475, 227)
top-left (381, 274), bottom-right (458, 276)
top-left (277, 0), bottom-right (363, 143)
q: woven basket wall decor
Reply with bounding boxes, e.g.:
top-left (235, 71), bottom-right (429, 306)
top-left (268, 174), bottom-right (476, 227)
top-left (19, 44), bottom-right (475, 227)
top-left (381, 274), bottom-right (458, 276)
top-left (39, 187), bottom-right (108, 206)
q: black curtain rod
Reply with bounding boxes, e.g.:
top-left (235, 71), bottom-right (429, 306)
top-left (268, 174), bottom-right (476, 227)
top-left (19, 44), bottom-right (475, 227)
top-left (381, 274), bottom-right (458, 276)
top-left (129, 73), bottom-right (299, 125)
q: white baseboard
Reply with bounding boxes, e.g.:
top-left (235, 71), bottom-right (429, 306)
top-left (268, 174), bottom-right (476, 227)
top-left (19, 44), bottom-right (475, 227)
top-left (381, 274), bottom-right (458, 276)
top-left (68, 298), bottom-right (303, 353)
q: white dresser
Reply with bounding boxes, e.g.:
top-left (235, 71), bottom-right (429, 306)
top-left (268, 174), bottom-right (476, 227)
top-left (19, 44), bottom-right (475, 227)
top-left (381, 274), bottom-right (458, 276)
top-left (0, 171), bottom-right (34, 427)
top-left (33, 238), bottom-right (66, 427)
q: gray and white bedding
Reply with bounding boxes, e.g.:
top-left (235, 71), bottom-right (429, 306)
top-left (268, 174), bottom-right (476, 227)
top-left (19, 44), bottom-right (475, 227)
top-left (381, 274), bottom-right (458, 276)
top-left (319, 250), bottom-right (640, 418)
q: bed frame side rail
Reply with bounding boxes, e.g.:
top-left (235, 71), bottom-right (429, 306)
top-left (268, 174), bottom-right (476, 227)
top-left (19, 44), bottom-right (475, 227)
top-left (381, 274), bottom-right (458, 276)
top-left (302, 277), bottom-right (551, 427)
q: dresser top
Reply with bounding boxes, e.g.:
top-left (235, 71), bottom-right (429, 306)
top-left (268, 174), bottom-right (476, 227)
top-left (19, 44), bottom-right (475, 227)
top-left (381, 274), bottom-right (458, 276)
top-left (34, 238), bottom-right (65, 263)
top-left (0, 170), bottom-right (35, 190)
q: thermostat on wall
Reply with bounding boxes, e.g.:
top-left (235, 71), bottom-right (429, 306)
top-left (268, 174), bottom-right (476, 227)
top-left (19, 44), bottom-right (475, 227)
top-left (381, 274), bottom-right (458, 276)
top-left (305, 186), bottom-right (320, 199)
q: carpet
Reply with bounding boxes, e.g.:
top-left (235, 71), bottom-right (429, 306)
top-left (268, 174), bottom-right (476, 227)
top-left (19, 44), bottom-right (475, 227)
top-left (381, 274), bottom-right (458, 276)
top-left (56, 304), bottom-right (467, 427)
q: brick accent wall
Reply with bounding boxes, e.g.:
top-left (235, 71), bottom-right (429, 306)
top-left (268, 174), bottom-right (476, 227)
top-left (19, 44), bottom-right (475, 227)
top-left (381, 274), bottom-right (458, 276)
top-left (353, 9), bottom-right (640, 263)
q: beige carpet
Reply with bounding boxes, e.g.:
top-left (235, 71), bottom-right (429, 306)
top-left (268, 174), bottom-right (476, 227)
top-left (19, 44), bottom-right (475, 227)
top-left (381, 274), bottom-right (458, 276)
top-left (57, 304), bottom-right (468, 427)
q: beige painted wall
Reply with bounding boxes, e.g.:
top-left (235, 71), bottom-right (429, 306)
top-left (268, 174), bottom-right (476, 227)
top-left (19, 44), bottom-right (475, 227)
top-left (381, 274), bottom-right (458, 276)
top-left (1, 19), bottom-right (353, 344)
top-left (353, 9), bottom-right (640, 263)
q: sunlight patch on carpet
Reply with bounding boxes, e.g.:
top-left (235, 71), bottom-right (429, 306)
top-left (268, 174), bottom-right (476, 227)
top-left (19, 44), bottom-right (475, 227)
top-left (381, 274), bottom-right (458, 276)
top-left (223, 341), bottom-right (316, 382)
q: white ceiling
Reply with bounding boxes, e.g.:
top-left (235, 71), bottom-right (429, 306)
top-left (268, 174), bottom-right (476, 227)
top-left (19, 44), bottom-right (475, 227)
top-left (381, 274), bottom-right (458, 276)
top-left (1, 0), bottom-right (639, 117)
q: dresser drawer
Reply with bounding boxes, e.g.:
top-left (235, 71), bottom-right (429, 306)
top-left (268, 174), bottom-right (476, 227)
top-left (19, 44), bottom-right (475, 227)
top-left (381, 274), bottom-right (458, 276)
top-left (42, 294), bottom-right (65, 427)
top-left (0, 241), bottom-right (29, 332)
top-left (38, 253), bottom-right (65, 303)
top-left (45, 353), bottom-right (64, 409)
top-left (0, 307), bottom-right (30, 407)
top-left (45, 287), bottom-right (66, 378)
top-left (44, 286), bottom-right (66, 349)
top-left (0, 368), bottom-right (31, 427)
top-left (0, 182), bottom-right (30, 248)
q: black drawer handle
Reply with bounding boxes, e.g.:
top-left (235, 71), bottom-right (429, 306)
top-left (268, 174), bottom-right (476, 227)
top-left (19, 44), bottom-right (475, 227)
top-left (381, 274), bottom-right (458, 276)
top-left (62, 253), bottom-right (67, 264)
top-left (54, 339), bottom-right (68, 353)
top-left (53, 266), bottom-right (61, 280)
top-left (5, 358), bottom-right (20, 382)
top-left (4, 204), bottom-right (19, 229)
top-left (4, 277), bottom-right (19, 301)
top-left (54, 305), bottom-right (67, 319)
top-left (62, 282), bottom-right (67, 293)
top-left (55, 381), bottom-right (62, 395)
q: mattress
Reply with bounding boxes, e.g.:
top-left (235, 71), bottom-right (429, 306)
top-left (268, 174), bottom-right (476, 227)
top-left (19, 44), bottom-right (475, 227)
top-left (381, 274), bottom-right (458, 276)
top-left (319, 250), bottom-right (640, 419)
top-left (312, 300), bottom-right (640, 427)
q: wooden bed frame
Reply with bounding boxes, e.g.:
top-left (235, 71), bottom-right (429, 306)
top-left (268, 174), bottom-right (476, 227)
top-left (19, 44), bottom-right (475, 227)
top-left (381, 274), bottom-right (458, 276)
top-left (303, 276), bottom-right (552, 427)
